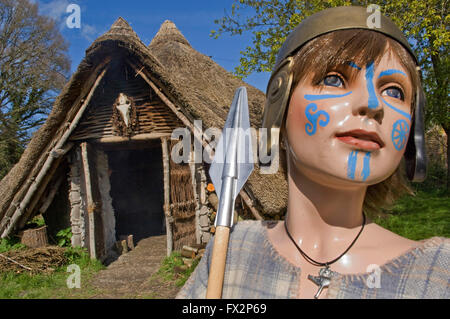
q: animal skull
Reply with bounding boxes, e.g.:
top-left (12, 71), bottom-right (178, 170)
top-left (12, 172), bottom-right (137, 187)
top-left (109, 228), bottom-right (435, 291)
top-left (116, 93), bottom-right (131, 127)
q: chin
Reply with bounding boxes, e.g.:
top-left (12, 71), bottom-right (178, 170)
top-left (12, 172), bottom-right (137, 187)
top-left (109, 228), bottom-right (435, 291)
top-left (287, 143), bottom-right (402, 188)
top-left (290, 156), bottom-right (399, 189)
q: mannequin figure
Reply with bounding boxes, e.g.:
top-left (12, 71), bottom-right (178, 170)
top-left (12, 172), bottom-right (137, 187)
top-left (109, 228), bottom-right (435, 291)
top-left (268, 43), bottom-right (419, 298)
top-left (177, 6), bottom-right (449, 299)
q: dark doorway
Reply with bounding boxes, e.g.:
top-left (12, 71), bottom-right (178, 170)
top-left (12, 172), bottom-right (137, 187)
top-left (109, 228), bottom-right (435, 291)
top-left (107, 146), bottom-right (165, 244)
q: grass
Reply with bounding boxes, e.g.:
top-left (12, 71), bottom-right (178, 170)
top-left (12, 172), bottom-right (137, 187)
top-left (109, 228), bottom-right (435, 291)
top-left (152, 251), bottom-right (200, 287)
top-left (373, 189), bottom-right (450, 240)
top-left (0, 237), bottom-right (26, 253)
top-left (0, 188), bottom-right (447, 298)
top-left (0, 242), bottom-right (195, 299)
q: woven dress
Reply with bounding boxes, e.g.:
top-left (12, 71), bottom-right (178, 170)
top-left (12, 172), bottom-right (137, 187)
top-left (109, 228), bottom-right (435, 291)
top-left (177, 220), bottom-right (449, 299)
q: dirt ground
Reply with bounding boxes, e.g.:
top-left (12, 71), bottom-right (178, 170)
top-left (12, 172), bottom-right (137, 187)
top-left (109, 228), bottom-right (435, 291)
top-left (88, 235), bottom-right (181, 299)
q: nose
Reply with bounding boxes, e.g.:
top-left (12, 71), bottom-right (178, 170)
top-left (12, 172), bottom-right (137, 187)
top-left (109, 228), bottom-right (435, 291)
top-left (353, 103), bottom-right (384, 124)
top-left (351, 62), bottom-right (384, 124)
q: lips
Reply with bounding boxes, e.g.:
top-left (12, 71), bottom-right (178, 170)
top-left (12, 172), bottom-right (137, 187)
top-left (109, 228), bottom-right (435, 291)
top-left (335, 129), bottom-right (385, 150)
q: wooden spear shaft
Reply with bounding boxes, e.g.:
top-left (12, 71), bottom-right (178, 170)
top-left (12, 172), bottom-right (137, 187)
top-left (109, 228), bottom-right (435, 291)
top-left (206, 226), bottom-right (230, 298)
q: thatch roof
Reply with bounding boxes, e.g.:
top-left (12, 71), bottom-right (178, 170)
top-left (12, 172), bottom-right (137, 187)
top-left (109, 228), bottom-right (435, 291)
top-left (0, 17), bottom-right (288, 237)
top-left (147, 20), bottom-right (288, 216)
top-left (150, 20), bottom-right (191, 48)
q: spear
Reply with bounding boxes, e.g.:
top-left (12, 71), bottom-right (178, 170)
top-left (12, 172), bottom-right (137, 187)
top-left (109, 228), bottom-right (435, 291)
top-left (206, 86), bottom-right (254, 298)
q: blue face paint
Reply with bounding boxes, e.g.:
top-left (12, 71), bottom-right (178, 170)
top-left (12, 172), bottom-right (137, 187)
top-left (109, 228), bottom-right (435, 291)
top-left (347, 151), bottom-right (371, 181)
top-left (380, 97), bottom-right (411, 120)
top-left (378, 69), bottom-right (407, 79)
top-left (392, 119), bottom-right (410, 151)
top-left (304, 103), bottom-right (330, 136)
top-left (304, 91), bottom-right (352, 101)
top-left (347, 61), bottom-right (361, 70)
top-left (347, 150), bottom-right (359, 180)
top-left (361, 152), bottom-right (371, 181)
top-left (365, 61), bottom-right (379, 109)
top-left (378, 70), bottom-right (411, 120)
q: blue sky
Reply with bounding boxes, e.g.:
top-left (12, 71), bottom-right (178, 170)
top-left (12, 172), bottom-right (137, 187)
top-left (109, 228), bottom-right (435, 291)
top-left (35, 0), bottom-right (270, 92)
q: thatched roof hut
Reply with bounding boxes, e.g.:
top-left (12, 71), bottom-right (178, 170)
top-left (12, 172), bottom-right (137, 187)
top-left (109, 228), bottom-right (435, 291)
top-left (148, 20), bottom-right (288, 213)
top-left (0, 18), bottom-right (287, 260)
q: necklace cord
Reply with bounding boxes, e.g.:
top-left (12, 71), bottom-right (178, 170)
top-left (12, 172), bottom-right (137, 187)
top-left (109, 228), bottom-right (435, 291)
top-left (284, 212), bottom-right (366, 267)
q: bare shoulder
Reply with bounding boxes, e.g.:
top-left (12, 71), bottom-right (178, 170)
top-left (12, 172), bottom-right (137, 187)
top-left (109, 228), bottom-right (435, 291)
top-left (365, 221), bottom-right (418, 247)
top-left (359, 221), bottom-right (419, 262)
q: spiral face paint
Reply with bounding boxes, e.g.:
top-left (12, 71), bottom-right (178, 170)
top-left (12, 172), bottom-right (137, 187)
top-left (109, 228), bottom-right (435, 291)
top-left (303, 92), bottom-right (352, 135)
top-left (285, 52), bottom-right (413, 185)
top-left (304, 103), bottom-right (330, 135)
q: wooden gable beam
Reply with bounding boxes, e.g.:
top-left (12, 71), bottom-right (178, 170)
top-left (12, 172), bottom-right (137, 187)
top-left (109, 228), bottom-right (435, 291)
top-left (128, 61), bottom-right (264, 222)
top-left (16, 142), bottom-right (73, 231)
top-left (127, 60), bottom-right (197, 136)
top-left (0, 67), bottom-right (109, 238)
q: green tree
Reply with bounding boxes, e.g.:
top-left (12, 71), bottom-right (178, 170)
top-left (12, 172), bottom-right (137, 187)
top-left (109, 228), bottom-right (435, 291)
top-left (212, 0), bottom-right (449, 189)
top-left (0, 0), bottom-right (70, 179)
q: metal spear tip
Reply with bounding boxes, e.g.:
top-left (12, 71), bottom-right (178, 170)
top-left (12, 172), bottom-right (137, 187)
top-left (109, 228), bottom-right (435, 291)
top-left (209, 86), bottom-right (254, 228)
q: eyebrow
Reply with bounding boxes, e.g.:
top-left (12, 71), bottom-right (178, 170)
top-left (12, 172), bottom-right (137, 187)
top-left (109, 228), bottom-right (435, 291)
top-left (378, 69), bottom-right (407, 78)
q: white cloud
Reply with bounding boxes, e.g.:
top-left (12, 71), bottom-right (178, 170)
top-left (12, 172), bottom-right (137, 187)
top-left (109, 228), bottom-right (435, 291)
top-left (81, 23), bottom-right (100, 42)
top-left (37, 1), bottom-right (100, 41)
top-left (38, 0), bottom-right (71, 22)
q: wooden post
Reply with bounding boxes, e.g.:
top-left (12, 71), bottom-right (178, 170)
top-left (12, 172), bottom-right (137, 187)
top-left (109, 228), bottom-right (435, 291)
top-left (68, 149), bottom-right (84, 248)
top-left (81, 142), bottom-right (96, 259)
top-left (189, 147), bottom-right (201, 245)
top-left (161, 137), bottom-right (173, 257)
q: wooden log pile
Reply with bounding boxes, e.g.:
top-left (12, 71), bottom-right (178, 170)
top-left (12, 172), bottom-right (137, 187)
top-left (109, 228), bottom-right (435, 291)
top-left (114, 234), bottom-right (134, 255)
top-left (174, 244), bottom-right (206, 273)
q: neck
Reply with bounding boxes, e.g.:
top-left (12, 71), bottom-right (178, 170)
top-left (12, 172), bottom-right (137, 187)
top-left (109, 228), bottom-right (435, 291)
top-left (285, 155), bottom-right (367, 254)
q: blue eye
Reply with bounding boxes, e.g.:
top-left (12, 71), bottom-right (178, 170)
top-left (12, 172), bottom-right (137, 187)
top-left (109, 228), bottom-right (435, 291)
top-left (382, 87), bottom-right (404, 100)
top-left (322, 75), bottom-right (344, 87)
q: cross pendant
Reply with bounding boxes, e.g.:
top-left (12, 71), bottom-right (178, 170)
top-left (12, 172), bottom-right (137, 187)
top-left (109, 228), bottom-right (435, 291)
top-left (307, 266), bottom-right (332, 299)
